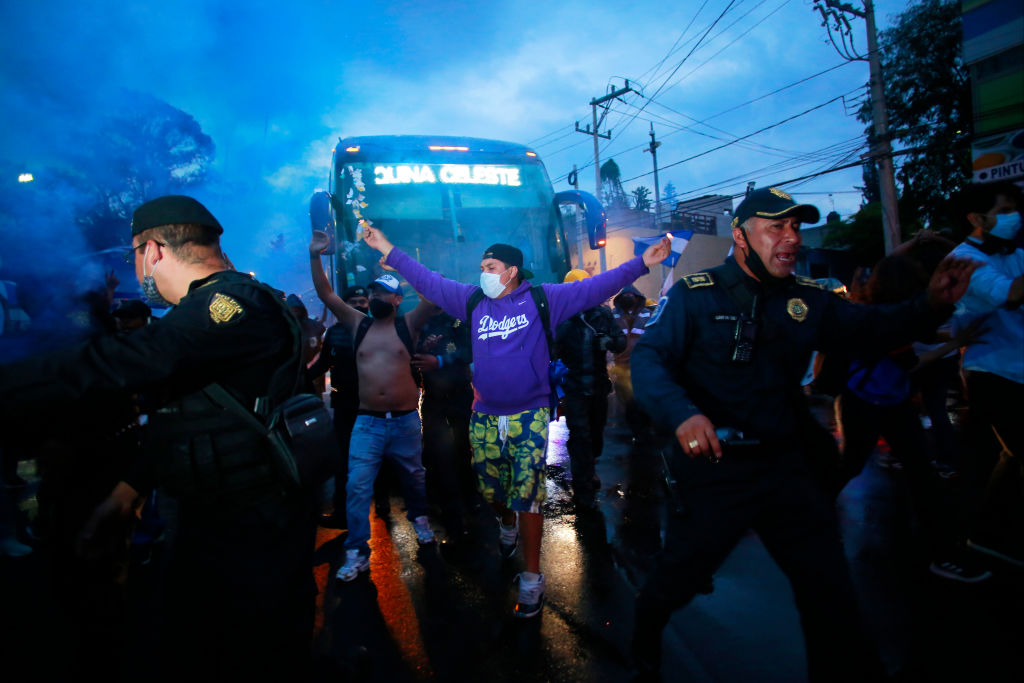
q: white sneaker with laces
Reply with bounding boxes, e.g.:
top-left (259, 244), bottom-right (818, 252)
top-left (514, 572), bottom-right (546, 618)
top-left (336, 549), bottom-right (369, 582)
top-left (413, 515), bottom-right (435, 544)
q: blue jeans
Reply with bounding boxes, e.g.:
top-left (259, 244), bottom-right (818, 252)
top-left (345, 411), bottom-right (427, 553)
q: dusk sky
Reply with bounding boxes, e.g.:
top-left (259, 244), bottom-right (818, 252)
top-left (0, 0), bottom-right (912, 295)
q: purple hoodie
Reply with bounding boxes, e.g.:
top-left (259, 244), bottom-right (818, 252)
top-left (386, 247), bottom-right (649, 415)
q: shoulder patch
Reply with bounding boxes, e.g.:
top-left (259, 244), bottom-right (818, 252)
top-left (209, 293), bottom-right (244, 324)
top-left (794, 276), bottom-right (825, 290)
top-left (682, 272), bottom-right (715, 289)
top-left (646, 296), bottom-right (669, 326)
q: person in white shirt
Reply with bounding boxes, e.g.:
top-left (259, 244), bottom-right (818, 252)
top-left (949, 181), bottom-right (1024, 567)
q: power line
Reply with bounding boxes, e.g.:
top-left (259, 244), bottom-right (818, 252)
top-left (604, 0), bottom-right (739, 152)
top-left (620, 92), bottom-right (857, 184)
top-left (661, 0), bottom-right (791, 93)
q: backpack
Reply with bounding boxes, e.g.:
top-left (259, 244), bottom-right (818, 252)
top-left (203, 281), bottom-right (337, 492)
top-left (352, 314), bottom-right (423, 387)
top-left (466, 285), bottom-right (563, 412)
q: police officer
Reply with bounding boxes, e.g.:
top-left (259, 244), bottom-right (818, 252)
top-left (555, 269), bottom-right (626, 508)
top-left (629, 187), bottom-right (977, 681)
top-left (414, 304), bottom-right (476, 540)
top-left (0, 195), bottom-right (315, 679)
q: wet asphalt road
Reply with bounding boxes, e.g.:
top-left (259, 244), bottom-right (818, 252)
top-left (3, 398), bottom-right (1023, 681)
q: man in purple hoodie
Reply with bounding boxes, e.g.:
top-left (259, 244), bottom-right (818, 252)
top-left (363, 225), bottom-right (669, 617)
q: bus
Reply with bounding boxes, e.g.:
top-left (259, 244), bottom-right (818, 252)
top-left (309, 135), bottom-right (606, 301)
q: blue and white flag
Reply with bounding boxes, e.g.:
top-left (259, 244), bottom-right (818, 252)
top-left (632, 230), bottom-right (692, 268)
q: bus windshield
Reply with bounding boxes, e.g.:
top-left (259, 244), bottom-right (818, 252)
top-left (331, 147), bottom-right (571, 298)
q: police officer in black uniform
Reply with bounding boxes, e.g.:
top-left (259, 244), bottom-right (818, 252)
top-left (413, 304), bottom-right (476, 540)
top-left (0, 196), bottom-right (316, 680)
top-left (629, 187), bottom-right (978, 681)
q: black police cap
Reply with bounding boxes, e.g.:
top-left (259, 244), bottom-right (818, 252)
top-left (342, 285), bottom-right (369, 301)
top-left (732, 187), bottom-right (820, 229)
top-left (131, 195), bottom-right (223, 237)
top-left (481, 243), bottom-right (533, 280)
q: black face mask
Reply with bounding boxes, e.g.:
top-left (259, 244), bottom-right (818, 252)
top-left (369, 299), bottom-right (395, 319)
top-left (739, 227), bottom-right (790, 287)
top-left (352, 305), bottom-right (369, 315)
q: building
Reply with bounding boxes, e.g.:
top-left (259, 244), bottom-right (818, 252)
top-left (670, 194), bottom-right (733, 236)
top-left (963, 0), bottom-right (1024, 184)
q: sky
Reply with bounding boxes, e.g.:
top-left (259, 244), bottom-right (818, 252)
top-left (0, 0), bottom-right (914, 300)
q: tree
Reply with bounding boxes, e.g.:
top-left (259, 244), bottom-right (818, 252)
top-left (858, 0), bottom-right (970, 226)
top-left (70, 91), bottom-right (216, 251)
top-left (662, 181), bottom-right (677, 204)
top-left (631, 186), bottom-right (652, 212)
top-left (823, 198), bottom-right (925, 267)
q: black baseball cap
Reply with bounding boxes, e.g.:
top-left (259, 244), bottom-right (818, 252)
top-left (131, 195), bottom-right (223, 237)
top-left (731, 187), bottom-right (820, 228)
top-left (481, 243), bottom-right (533, 280)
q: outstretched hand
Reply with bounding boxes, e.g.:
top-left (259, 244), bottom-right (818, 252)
top-left (309, 230), bottom-right (331, 256)
top-left (643, 237), bottom-right (672, 267)
top-left (363, 225), bottom-right (394, 258)
top-left (927, 257), bottom-right (979, 309)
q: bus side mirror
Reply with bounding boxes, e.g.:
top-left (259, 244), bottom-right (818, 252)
top-left (554, 190), bottom-right (606, 249)
top-left (309, 191), bottom-right (336, 255)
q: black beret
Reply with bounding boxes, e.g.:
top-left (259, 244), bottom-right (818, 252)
top-left (131, 195), bottom-right (223, 237)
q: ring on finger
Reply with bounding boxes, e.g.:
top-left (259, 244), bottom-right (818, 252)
top-left (687, 439), bottom-right (700, 449)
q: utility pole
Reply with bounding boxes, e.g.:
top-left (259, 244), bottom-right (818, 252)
top-left (568, 165), bottom-right (586, 269)
top-left (814, 0), bottom-right (901, 254)
top-left (644, 123), bottom-right (662, 229)
top-left (575, 80), bottom-right (635, 271)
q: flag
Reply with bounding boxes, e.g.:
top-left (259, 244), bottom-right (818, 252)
top-left (632, 231), bottom-right (692, 268)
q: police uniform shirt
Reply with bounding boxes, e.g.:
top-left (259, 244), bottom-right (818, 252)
top-left (0, 270), bottom-right (297, 490)
top-left (419, 311), bottom-right (472, 396)
top-left (632, 257), bottom-right (949, 442)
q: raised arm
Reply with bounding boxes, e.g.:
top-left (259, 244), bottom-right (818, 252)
top-left (309, 230), bottom-right (365, 332)
top-left (364, 226), bottom-right (476, 319)
top-left (545, 237), bottom-right (669, 326)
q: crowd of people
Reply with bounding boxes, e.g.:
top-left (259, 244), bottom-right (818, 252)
top-left (0, 180), bottom-right (1020, 680)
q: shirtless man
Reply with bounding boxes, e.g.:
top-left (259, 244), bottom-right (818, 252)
top-left (309, 230), bottom-right (435, 581)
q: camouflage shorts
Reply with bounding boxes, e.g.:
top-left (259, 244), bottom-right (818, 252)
top-left (468, 407), bottom-right (550, 514)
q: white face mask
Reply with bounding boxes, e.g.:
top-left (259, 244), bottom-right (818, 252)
top-left (480, 268), bottom-right (509, 298)
top-left (990, 212), bottom-right (1022, 241)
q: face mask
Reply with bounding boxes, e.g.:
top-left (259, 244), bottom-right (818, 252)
top-left (989, 212), bottom-right (1021, 241)
top-left (352, 305), bottom-right (369, 315)
top-left (739, 227), bottom-right (788, 286)
top-left (140, 246), bottom-right (172, 307)
top-left (369, 298), bottom-right (395, 319)
top-left (480, 269), bottom-right (508, 298)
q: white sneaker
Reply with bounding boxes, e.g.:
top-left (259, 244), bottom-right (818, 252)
top-left (413, 515), bottom-right (435, 544)
top-left (498, 515), bottom-right (518, 559)
top-left (513, 572), bottom-right (546, 618)
top-left (336, 549), bottom-right (369, 582)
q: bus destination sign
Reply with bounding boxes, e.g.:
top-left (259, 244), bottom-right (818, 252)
top-left (373, 164), bottom-right (521, 187)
